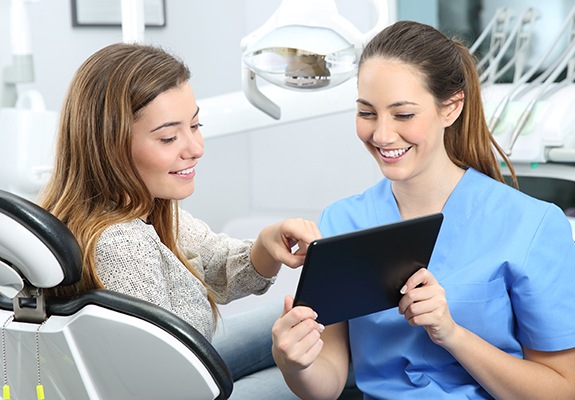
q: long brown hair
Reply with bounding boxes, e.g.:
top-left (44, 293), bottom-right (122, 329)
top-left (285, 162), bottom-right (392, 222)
top-left (359, 20), bottom-right (517, 187)
top-left (39, 43), bottom-right (217, 313)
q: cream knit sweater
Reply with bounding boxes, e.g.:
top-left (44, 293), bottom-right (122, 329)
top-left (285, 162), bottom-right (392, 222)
top-left (95, 208), bottom-right (273, 341)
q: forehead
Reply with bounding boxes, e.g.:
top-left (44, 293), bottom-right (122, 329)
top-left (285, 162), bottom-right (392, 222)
top-left (357, 58), bottom-right (431, 101)
top-left (136, 83), bottom-right (196, 121)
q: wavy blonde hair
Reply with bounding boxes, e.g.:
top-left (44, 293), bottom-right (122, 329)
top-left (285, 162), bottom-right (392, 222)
top-left (39, 43), bottom-right (216, 314)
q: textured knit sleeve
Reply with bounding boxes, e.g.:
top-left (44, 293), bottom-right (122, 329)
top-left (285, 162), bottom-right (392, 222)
top-left (177, 208), bottom-right (274, 304)
top-left (95, 222), bottom-right (172, 310)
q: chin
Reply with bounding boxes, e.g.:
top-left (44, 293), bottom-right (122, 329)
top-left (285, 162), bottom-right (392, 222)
top-left (378, 165), bottom-right (412, 182)
top-left (155, 187), bottom-right (195, 201)
top-left (174, 190), bottom-right (195, 201)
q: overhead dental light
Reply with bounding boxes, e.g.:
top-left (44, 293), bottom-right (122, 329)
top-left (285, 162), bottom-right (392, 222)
top-left (241, 0), bottom-right (391, 119)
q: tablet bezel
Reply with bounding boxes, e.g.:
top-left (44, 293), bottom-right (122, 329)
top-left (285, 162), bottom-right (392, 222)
top-left (293, 213), bottom-right (444, 325)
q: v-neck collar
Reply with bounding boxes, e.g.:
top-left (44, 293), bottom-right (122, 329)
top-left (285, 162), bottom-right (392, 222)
top-left (373, 168), bottom-right (478, 218)
top-left (370, 168), bottom-right (486, 279)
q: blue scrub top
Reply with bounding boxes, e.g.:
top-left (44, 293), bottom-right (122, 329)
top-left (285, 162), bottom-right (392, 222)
top-left (318, 168), bottom-right (575, 399)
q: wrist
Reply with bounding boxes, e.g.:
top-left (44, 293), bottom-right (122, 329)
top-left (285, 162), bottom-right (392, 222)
top-left (251, 235), bottom-right (281, 278)
top-left (438, 323), bottom-right (467, 354)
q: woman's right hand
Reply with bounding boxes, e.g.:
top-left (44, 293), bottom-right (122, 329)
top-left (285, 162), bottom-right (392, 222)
top-left (272, 295), bottom-right (325, 374)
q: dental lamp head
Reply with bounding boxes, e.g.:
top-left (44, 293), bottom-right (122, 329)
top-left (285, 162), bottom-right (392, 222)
top-left (241, 0), bottom-right (391, 119)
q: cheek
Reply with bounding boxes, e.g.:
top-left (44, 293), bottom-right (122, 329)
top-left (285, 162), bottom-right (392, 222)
top-left (132, 146), bottom-right (152, 175)
top-left (132, 144), bottom-right (169, 178)
top-left (398, 121), bottom-right (429, 145)
top-left (133, 158), bottom-right (154, 178)
top-left (355, 118), bottom-right (371, 143)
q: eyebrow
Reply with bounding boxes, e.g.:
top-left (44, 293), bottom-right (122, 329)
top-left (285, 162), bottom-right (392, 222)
top-left (356, 98), bottom-right (418, 109)
top-left (150, 106), bottom-right (200, 133)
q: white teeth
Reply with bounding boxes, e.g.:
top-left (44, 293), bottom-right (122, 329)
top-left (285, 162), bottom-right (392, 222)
top-left (175, 167), bottom-right (194, 175)
top-left (380, 147), bottom-right (409, 158)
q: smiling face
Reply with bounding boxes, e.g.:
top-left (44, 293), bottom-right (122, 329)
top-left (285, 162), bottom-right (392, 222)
top-left (356, 58), bottom-right (461, 186)
top-left (131, 82), bottom-right (204, 201)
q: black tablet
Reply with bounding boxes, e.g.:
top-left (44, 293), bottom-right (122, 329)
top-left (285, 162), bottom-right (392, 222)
top-left (293, 213), bottom-right (443, 325)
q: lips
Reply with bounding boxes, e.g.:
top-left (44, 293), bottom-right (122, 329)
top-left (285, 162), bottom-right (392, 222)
top-left (378, 146), bottom-right (412, 159)
top-left (170, 166), bottom-right (195, 175)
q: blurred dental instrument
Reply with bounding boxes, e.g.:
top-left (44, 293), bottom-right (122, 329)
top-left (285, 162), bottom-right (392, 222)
top-left (487, 5), bottom-right (575, 137)
top-left (502, 5), bottom-right (575, 157)
top-left (470, 7), bottom-right (515, 83)
top-left (475, 8), bottom-right (539, 86)
top-left (505, 39), bottom-right (575, 157)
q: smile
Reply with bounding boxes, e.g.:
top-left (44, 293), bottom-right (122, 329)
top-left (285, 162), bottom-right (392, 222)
top-left (171, 167), bottom-right (195, 175)
top-left (379, 146), bottom-right (412, 159)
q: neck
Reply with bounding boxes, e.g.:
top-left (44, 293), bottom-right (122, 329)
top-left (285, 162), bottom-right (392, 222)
top-left (392, 162), bottom-right (464, 220)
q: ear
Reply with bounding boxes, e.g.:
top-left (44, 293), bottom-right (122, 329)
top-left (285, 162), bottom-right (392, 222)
top-left (441, 90), bottom-right (464, 128)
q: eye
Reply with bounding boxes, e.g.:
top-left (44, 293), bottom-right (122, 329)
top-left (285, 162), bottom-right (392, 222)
top-left (395, 113), bottom-right (414, 120)
top-left (357, 110), bottom-right (375, 118)
top-left (160, 136), bottom-right (177, 144)
top-left (191, 123), bottom-right (204, 131)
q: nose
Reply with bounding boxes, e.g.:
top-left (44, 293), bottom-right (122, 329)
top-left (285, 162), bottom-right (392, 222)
top-left (372, 118), bottom-right (396, 145)
top-left (181, 128), bottom-right (204, 160)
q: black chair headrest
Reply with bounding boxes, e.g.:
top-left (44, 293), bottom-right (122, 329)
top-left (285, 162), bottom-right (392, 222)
top-left (0, 190), bottom-right (82, 290)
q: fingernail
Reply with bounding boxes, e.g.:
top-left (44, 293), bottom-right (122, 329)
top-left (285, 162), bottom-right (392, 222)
top-left (318, 324), bottom-right (325, 332)
top-left (314, 312), bottom-right (318, 319)
top-left (400, 285), bottom-right (407, 294)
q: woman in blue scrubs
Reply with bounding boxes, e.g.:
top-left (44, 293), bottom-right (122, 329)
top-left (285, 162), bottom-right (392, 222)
top-left (271, 21), bottom-right (575, 399)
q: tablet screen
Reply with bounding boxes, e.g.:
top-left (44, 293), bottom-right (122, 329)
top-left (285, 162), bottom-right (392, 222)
top-left (293, 213), bottom-right (443, 325)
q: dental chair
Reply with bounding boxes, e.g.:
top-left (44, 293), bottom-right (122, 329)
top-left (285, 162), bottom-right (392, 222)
top-left (0, 190), bottom-right (233, 400)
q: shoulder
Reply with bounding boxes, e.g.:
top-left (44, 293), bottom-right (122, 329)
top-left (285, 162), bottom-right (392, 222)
top-left (319, 179), bottom-right (390, 235)
top-left (468, 169), bottom-right (558, 217)
top-left (463, 169), bottom-right (571, 236)
top-left (95, 220), bottom-right (165, 278)
top-left (177, 207), bottom-right (211, 239)
top-left (177, 207), bottom-right (209, 229)
top-left (98, 219), bottom-right (159, 252)
top-left (100, 219), bottom-right (150, 240)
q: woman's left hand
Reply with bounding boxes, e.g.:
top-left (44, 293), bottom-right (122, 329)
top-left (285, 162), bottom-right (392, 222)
top-left (251, 218), bottom-right (321, 277)
top-left (398, 268), bottom-right (459, 347)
